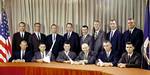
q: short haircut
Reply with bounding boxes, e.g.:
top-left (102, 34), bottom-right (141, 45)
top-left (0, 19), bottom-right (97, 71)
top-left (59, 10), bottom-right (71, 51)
top-left (126, 41), bottom-right (134, 46)
top-left (66, 23), bottom-right (73, 27)
top-left (103, 40), bottom-right (111, 44)
top-left (94, 20), bottom-right (100, 23)
top-left (64, 41), bottom-right (71, 45)
top-left (128, 18), bottom-right (134, 20)
top-left (51, 24), bottom-right (57, 27)
top-left (34, 22), bottom-right (41, 26)
top-left (82, 25), bottom-right (88, 29)
top-left (19, 22), bottom-right (26, 26)
top-left (110, 19), bottom-right (116, 22)
top-left (20, 40), bottom-right (27, 45)
top-left (38, 42), bottom-right (45, 47)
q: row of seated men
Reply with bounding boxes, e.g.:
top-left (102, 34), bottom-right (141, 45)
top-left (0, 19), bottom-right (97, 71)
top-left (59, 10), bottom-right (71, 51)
top-left (9, 40), bottom-right (141, 68)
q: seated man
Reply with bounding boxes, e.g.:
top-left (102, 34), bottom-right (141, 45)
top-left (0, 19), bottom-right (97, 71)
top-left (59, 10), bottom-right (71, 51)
top-left (118, 42), bottom-right (141, 68)
top-left (73, 43), bottom-right (96, 65)
top-left (56, 41), bottom-right (76, 63)
top-left (9, 40), bottom-right (32, 62)
top-left (32, 43), bottom-right (55, 63)
top-left (97, 40), bottom-right (118, 67)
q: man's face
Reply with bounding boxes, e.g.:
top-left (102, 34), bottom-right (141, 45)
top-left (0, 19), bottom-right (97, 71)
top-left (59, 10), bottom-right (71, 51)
top-left (126, 44), bottom-right (134, 54)
top-left (20, 42), bottom-right (28, 50)
top-left (81, 27), bottom-right (88, 35)
top-left (39, 44), bottom-right (46, 52)
top-left (110, 21), bottom-right (117, 30)
top-left (64, 44), bottom-right (70, 52)
top-left (51, 25), bottom-right (57, 33)
top-left (66, 24), bottom-right (73, 32)
top-left (34, 24), bottom-right (41, 32)
top-left (103, 42), bottom-right (112, 52)
top-left (82, 44), bottom-right (89, 53)
top-left (94, 21), bottom-right (101, 31)
top-left (19, 23), bottom-right (26, 32)
top-left (128, 19), bottom-right (135, 29)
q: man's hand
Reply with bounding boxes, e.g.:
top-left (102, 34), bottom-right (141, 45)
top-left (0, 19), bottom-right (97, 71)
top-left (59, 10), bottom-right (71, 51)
top-left (118, 63), bottom-right (126, 68)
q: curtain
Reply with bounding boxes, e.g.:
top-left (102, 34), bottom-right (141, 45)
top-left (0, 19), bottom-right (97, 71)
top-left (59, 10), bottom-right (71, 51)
top-left (3, 0), bottom-right (147, 35)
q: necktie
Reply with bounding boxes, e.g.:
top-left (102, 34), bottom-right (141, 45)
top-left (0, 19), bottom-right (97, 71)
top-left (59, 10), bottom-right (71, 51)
top-left (67, 33), bottom-right (70, 39)
top-left (107, 52), bottom-right (110, 58)
top-left (41, 52), bottom-right (43, 58)
top-left (84, 53), bottom-right (88, 60)
top-left (109, 31), bottom-right (113, 41)
top-left (22, 32), bottom-right (24, 38)
top-left (21, 50), bottom-right (25, 60)
top-left (94, 32), bottom-right (98, 39)
top-left (20, 32), bottom-right (24, 38)
top-left (127, 55), bottom-right (131, 63)
top-left (52, 34), bottom-right (56, 43)
top-left (82, 35), bottom-right (86, 41)
top-left (37, 33), bottom-right (41, 40)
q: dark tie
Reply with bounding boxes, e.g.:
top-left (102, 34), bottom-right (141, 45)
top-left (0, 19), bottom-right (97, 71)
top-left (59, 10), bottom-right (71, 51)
top-left (67, 33), bottom-right (70, 39)
top-left (109, 31), bottom-right (113, 41)
top-left (37, 33), bottom-right (41, 40)
top-left (127, 55), bottom-right (131, 63)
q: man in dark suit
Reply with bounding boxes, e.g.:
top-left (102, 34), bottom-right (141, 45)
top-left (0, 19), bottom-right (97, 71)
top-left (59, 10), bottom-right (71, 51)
top-left (118, 42), bottom-right (141, 68)
top-left (29, 23), bottom-right (46, 53)
top-left (97, 40), bottom-right (118, 67)
top-left (46, 24), bottom-right (64, 57)
top-left (56, 41), bottom-right (76, 63)
top-left (73, 43), bottom-right (96, 65)
top-left (12, 22), bottom-right (31, 54)
top-left (9, 40), bottom-right (32, 62)
top-left (80, 25), bottom-right (93, 50)
top-left (32, 43), bottom-right (55, 62)
top-left (64, 23), bottom-right (80, 55)
top-left (122, 18), bottom-right (143, 54)
top-left (106, 20), bottom-right (122, 58)
top-left (92, 20), bottom-right (106, 56)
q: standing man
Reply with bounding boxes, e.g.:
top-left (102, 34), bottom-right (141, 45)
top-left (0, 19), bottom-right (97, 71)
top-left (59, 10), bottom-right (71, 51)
top-left (29, 23), bottom-right (46, 53)
top-left (64, 23), bottom-right (80, 55)
top-left (122, 18), bottom-right (143, 54)
top-left (92, 20), bottom-right (106, 55)
top-left (46, 24), bottom-right (64, 57)
top-left (107, 20), bottom-right (122, 58)
top-left (12, 22), bottom-right (31, 53)
top-left (80, 25), bottom-right (93, 50)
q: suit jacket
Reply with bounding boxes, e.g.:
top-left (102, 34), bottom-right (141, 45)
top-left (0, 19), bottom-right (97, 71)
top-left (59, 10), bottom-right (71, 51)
top-left (92, 30), bottom-right (106, 55)
top-left (80, 34), bottom-right (93, 50)
top-left (56, 51), bottom-right (77, 62)
top-left (12, 32), bottom-right (31, 54)
top-left (9, 50), bottom-right (32, 62)
top-left (98, 50), bottom-right (118, 66)
top-left (122, 27), bottom-right (143, 54)
top-left (75, 51), bottom-right (96, 64)
top-left (46, 34), bottom-right (64, 57)
top-left (107, 30), bottom-right (122, 58)
top-left (64, 32), bottom-right (81, 54)
top-left (32, 51), bottom-right (55, 61)
top-left (28, 33), bottom-right (46, 53)
top-left (119, 52), bottom-right (141, 68)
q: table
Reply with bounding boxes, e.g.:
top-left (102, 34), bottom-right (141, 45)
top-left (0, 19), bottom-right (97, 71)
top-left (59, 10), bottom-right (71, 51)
top-left (0, 62), bottom-right (150, 75)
